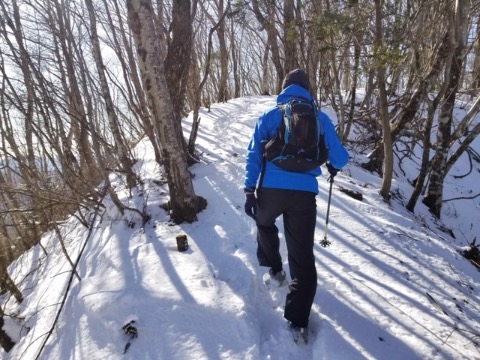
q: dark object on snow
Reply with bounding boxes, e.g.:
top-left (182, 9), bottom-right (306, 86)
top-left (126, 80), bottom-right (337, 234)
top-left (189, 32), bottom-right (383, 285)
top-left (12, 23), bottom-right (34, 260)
top-left (425, 292), bottom-right (449, 316)
top-left (338, 186), bottom-right (363, 201)
top-left (122, 320), bottom-right (138, 354)
top-left (461, 239), bottom-right (480, 270)
top-left (176, 234), bottom-right (189, 252)
top-left (0, 309), bottom-right (15, 353)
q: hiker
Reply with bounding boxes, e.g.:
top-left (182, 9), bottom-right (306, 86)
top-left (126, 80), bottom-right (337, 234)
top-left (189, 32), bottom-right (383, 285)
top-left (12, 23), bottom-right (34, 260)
top-left (244, 68), bottom-right (349, 342)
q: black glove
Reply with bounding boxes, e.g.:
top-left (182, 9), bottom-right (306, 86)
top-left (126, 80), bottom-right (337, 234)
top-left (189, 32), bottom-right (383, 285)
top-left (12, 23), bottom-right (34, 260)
top-left (244, 189), bottom-right (257, 220)
top-left (326, 162), bottom-right (338, 180)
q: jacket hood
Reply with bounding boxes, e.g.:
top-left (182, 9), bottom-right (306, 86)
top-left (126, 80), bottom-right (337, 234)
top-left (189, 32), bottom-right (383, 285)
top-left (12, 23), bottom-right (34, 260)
top-left (277, 84), bottom-right (314, 105)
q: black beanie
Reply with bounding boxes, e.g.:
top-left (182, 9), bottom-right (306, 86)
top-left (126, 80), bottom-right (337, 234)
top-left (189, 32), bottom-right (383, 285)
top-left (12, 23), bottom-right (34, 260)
top-left (281, 68), bottom-right (310, 91)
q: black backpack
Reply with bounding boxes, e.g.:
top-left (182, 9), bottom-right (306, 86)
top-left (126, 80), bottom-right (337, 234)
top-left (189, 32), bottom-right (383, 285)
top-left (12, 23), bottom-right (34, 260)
top-left (263, 98), bottom-right (329, 172)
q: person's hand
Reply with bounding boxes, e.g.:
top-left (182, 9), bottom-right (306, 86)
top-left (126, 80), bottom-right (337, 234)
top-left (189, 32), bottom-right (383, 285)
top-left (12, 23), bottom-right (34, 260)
top-left (244, 188), bottom-right (257, 220)
top-left (326, 162), bottom-right (338, 181)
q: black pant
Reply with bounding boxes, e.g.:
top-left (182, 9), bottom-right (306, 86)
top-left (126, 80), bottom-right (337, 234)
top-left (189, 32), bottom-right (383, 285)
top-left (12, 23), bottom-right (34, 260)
top-left (256, 188), bottom-right (317, 328)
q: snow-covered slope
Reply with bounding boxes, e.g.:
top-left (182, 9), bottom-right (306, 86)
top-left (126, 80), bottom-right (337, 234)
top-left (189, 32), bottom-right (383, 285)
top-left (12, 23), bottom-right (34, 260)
top-left (1, 96), bottom-right (479, 360)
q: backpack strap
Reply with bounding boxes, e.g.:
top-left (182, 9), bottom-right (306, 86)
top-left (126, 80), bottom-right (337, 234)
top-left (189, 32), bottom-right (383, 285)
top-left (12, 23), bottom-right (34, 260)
top-left (283, 102), bottom-right (292, 143)
top-left (258, 154), bottom-right (267, 189)
top-left (259, 108), bottom-right (283, 188)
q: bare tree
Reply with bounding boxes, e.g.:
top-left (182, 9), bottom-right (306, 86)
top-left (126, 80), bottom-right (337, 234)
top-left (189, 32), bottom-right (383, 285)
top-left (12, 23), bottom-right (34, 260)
top-left (406, 91), bottom-right (443, 213)
top-left (374, 0), bottom-right (393, 200)
top-left (423, 0), bottom-right (471, 217)
top-left (126, 0), bottom-right (206, 223)
top-left (251, 0), bottom-right (284, 93)
top-left (363, 5), bottom-right (453, 174)
top-left (164, 0), bottom-right (198, 120)
top-left (469, 14), bottom-right (480, 91)
top-left (201, 0), bottom-right (230, 103)
top-left (101, 0), bottom-right (162, 163)
top-left (229, 15), bottom-right (241, 98)
top-left (0, 0), bottom-right (147, 272)
top-left (84, 0), bottom-right (138, 189)
top-left (343, 0), bottom-right (364, 141)
top-left (283, 0), bottom-right (296, 73)
top-left (187, 5), bottom-right (230, 156)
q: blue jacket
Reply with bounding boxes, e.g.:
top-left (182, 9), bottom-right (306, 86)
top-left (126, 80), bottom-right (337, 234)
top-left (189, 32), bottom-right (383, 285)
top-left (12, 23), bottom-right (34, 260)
top-left (245, 85), bottom-right (349, 194)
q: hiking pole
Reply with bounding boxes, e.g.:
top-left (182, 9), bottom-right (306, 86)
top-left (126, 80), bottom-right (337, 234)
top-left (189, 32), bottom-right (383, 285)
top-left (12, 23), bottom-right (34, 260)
top-left (320, 175), bottom-right (334, 247)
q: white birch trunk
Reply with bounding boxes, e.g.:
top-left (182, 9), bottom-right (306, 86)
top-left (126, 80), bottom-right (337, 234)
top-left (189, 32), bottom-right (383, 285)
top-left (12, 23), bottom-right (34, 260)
top-left (127, 0), bottom-right (203, 223)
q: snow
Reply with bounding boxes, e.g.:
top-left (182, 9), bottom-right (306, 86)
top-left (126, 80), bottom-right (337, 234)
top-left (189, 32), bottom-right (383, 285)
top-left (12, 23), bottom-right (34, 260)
top-left (1, 96), bottom-right (480, 360)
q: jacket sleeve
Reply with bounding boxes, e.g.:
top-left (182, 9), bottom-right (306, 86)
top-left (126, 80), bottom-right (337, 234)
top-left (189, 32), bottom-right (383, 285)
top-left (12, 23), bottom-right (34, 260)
top-left (320, 112), bottom-right (349, 170)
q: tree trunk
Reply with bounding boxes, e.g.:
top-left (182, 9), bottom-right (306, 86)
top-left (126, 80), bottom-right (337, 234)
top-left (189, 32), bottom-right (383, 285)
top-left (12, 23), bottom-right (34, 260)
top-left (423, 0), bottom-right (469, 217)
top-left (8, 0), bottom-right (35, 168)
top-left (261, 44), bottom-right (270, 95)
top-left (216, 0), bottom-right (229, 102)
top-left (251, 0), bottom-right (284, 93)
top-left (375, 0), bottom-right (393, 200)
top-left (164, 0), bottom-right (194, 122)
top-left (85, 0), bottom-right (137, 189)
top-left (406, 92), bottom-right (442, 212)
top-left (407, 77), bottom-right (480, 213)
top-left (231, 18), bottom-right (241, 98)
top-left (127, 0), bottom-right (205, 223)
top-left (470, 15), bottom-right (480, 91)
top-left (446, 118), bottom-right (480, 173)
top-left (188, 7), bottom-right (229, 156)
top-left (104, 0), bottom-right (162, 164)
top-left (328, 47), bottom-right (346, 137)
top-left (163, 0), bottom-right (198, 162)
top-left (364, 30), bottom-right (452, 173)
top-left (0, 258), bottom-right (23, 304)
top-left (344, 0), bottom-right (361, 142)
top-left (283, 0), bottom-right (296, 73)
top-left (52, 0), bottom-right (97, 180)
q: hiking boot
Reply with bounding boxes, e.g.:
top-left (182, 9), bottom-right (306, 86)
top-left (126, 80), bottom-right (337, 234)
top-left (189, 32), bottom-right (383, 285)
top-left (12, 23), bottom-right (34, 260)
top-left (289, 323), bottom-right (308, 344)
top-left (264, 269), bottom-right (288, 288)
